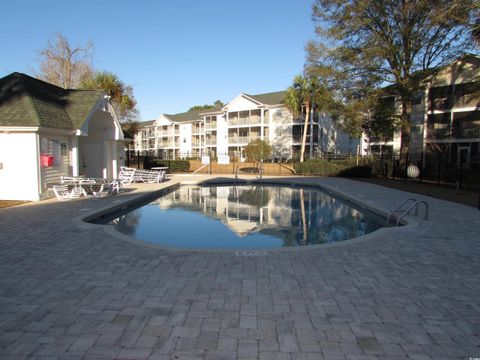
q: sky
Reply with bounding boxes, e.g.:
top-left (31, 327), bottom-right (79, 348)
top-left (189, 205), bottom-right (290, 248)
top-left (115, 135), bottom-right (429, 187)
top-left (0, 0), bottom-right (316, 121)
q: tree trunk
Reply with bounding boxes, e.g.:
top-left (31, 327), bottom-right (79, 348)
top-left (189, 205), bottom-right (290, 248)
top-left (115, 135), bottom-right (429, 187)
top-left (300, 101), bottom-right (310, 163)
top-left (300, 189), bottom-right (308, 244)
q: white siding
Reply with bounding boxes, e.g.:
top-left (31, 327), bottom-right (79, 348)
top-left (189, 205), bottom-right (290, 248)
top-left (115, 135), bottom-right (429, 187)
top-left (269, 108), bottom-right (292, 159)
top-left (216, 114), bottom-right (228, 156)
top-left (179, 123), bottom-right (192, 157)
top-left (0, 132), bottom-right (41, 201)
top-left (40, 134), bottom-right (71, 186)
top-left (226, 95), bottom-right (260, 112)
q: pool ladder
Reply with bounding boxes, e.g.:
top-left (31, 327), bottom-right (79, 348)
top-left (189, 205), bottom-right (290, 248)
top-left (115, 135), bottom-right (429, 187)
top-left (387, 198), bottom-right (429, 226)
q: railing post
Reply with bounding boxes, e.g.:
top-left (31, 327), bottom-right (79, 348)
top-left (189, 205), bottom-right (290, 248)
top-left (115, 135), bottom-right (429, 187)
top-left (436, 152), bottom-right (442, 185)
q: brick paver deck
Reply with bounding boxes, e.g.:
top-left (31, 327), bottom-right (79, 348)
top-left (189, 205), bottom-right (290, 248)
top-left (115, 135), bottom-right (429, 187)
top-left (0, 176), bottom-right (479, 360)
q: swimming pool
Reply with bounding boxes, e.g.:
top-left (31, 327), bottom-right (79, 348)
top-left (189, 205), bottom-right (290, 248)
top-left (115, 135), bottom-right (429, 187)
top-left (94, 184), bottom-right (386, 249)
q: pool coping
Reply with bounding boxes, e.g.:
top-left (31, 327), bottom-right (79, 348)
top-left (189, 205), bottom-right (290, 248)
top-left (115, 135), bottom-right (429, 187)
top-left (73, 177), bottom-right (421, 253)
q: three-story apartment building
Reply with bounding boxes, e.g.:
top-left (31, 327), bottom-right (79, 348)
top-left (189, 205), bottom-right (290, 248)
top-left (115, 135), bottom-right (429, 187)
top-left (366, 54), bottom-right (480, 169)
top-left (134, 91), bottom-right (358, 161)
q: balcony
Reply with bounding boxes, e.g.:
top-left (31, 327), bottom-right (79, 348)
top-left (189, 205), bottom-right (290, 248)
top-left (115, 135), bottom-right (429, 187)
top-left (228, 116), bottom-right (261, 126)
top-left (228, 136), bottom-right (262, 144)
top-left (292, 135), bottom-right (318, 144)
top-left (206, 137), bottom-right (217, 145)
top-left (205, 122), bottom-right (217, 130)
top-left (158, 141), bottom-right (175, 147)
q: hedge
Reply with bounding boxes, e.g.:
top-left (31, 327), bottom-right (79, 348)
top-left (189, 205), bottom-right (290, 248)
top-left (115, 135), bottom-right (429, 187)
top-left (293, 159), bottom-right (351, 176)
top-left (293, 159), bottom-right (373, 177)
top-left (336, 165), bottom-right (372, 178)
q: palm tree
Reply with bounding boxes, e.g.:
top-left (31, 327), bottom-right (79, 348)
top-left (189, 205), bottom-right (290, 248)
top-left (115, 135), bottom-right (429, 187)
top-left (80, 71), bottom-right (136, 120)
top-left (284, 75), bottom-right (318, 162)
top-left (285, 72), bottom-right (334, 162)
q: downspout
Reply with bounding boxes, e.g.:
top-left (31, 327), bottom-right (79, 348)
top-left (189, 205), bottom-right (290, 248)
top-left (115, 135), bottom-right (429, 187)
top-left (35, 132), bottom-right (43, 200)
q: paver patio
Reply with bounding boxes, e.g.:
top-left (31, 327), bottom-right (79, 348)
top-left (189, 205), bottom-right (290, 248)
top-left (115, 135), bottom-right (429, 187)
top-left (0, 176), bottom-right (479, 360)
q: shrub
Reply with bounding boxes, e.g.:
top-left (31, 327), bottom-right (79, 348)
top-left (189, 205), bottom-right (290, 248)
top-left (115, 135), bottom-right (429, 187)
top-left (293, 159), bottom-right (346, 176)
top-left (336, 165), bottom-right (372, 178)
top-left (149, 160), bottom-right (190, 173)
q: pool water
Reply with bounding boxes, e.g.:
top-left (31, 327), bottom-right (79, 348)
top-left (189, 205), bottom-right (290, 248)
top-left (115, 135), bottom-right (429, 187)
top-left (105, 185), bottom-right (385, 249)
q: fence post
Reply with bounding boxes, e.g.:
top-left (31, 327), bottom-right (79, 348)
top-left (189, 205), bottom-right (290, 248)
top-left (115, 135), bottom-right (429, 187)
top-left (404, 152), bottom-right (409, 179)
top-left (392, 155), bottom-right (396, 179)
top-left (137, 151), bottom-right (140, 169)
top-left (436, 152), bottom-right (441, 185)
top-left (419, 151), bottom-right (423, 183)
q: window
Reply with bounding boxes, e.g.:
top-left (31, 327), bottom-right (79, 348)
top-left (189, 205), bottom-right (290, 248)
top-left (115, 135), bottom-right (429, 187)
top-left (412, 92), bottom-right (422, 105)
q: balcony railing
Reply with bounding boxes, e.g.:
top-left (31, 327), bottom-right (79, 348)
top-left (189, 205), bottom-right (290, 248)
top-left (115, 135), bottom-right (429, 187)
top-left (292, 135), bottom-right (317, 144)
top-left (205, 122), bottom-right (217, 130)
top-left (206, 138), bottom-right (217, 145)
top-left (228, 117), bottom-right (261, 126)
top-left (228, 136), bottom-right (262, 144)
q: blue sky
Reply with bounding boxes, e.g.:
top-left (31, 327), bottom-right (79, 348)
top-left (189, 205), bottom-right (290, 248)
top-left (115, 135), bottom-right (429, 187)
top-left (1, 0), bottom-right (315, 121)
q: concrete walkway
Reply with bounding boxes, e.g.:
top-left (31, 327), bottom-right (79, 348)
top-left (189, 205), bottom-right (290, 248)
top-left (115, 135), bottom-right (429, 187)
top-left (0, 175), bottom-right (479, 360)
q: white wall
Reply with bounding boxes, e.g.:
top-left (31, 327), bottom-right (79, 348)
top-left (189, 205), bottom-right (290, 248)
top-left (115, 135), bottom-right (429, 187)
top-left (0, 132), bottom-right (41, 201)
top-left (216, 114), bottom-right (228, 156)
top-left (269, 108), bottom-right (293, 159)
top-left (179, 123), bottom-right (192, 157)
top-left (40, 134), bottom-right (71, 186)
top-left (226, 95), bottom-right (260, 112)
top-left (155, 115), bottom-right (174, 126)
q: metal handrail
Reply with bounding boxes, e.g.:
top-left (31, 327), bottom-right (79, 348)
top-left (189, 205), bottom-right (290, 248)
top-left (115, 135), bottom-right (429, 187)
top-left (395, 200), bottom-right (429, 226)
top-left (193, 163), bottom-right (208, 175)
top-left (386, 198), bottom-right (417, 225)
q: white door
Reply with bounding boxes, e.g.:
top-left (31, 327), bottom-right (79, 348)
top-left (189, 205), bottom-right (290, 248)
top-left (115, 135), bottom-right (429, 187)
top-left (457, 144), bottom-right (470, 170)
top-left (82, 142), bottom-right (104, 178)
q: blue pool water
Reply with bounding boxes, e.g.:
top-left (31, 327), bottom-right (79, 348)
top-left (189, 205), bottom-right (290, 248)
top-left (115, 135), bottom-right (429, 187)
top-left (104, 185), bottom-right (385, 249)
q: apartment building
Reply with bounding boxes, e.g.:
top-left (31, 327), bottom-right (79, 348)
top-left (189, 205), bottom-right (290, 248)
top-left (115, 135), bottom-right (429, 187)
top-left (134, 91), bottom-right (358, 161)
top-left (366, 54), bottom-right (480, 168)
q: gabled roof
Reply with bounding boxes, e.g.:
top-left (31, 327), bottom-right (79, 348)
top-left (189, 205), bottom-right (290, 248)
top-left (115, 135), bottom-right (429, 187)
top-left (380, 53), bottom-right (480, 95)
top-left (244, 91), bottom-right (287, 106)
top-left (0, 72), bottom-right (104, 129)
top-left (138, 120), bottom-right (156, 128)
top-left (164, 110), bottom-right (202, 123)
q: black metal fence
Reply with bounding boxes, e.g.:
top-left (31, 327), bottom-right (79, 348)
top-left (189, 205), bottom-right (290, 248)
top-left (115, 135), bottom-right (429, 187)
top-left (369, 152), bottom-right (480, 190)
top-left (125, 150), bottom-right (480, 190)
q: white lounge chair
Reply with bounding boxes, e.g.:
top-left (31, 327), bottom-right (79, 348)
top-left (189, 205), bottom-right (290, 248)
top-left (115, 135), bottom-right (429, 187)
top-left (91, 181), bottom-right (121, 198)
top-left (52, 184), bottom-right (87, 201)
top-left (119, 166), bottom-right (136, 186)
top-left (60, 176), bottom-right (80, 184)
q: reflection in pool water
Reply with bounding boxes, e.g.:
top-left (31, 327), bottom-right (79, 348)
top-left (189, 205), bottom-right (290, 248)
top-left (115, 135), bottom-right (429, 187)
top-left (109, 185), bottom-right (385, 249)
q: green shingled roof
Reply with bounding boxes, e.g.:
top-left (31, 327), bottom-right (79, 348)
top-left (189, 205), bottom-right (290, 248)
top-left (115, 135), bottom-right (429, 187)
top-left (138, 120), bottom-right (156, 128)
top-left (164, 110), bottom-right (202, 123)
top-left (245, 91), bottom-right (287, 105)
top-left (0, 72), bottom-right (104, 130)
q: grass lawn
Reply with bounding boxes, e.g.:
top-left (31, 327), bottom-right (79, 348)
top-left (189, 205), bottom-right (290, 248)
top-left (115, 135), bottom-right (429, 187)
top-left (0, 200), bottom-right (28, 209)
top-left (357, 177), bottom-right (479, 208)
